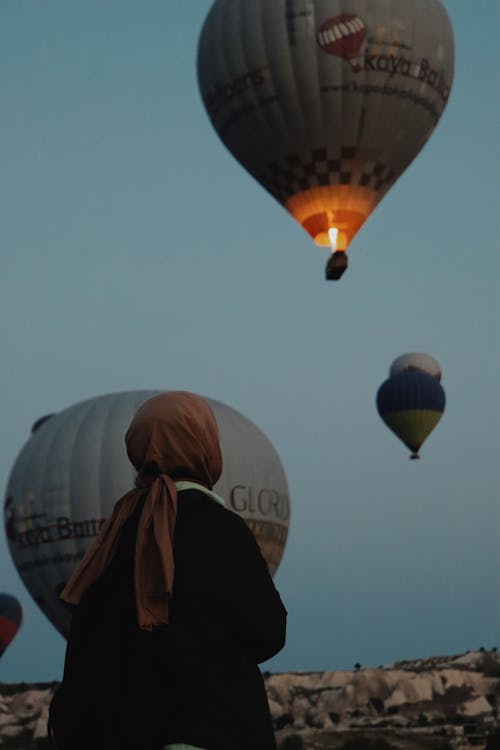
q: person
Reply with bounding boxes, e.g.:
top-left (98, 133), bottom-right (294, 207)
top-left (48, 391), bottom-right (287, 750)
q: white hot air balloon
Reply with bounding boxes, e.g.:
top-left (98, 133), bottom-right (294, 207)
top-left (389, 352), bottom-right (442, 381)
top-left (197, 0), bottom-right (454, 280)
top-left (4, 391), bottom-right (290, 637)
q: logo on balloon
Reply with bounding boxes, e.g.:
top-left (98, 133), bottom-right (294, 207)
top-left (317, 14), bottom-right (367, 71)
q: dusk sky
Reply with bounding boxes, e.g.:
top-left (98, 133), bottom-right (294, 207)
top-left (0, 0), bottom-right (498, 683)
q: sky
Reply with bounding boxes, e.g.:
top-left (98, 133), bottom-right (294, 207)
top-left (0, 0), bottom-right (498, 683)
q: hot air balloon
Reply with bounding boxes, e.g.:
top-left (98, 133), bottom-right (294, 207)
top-left (0, 594), bottom-right (23, 658)
top-left (197, 0), bottom-right (454, 280)
top-left (389, 352), bottom-right (442, 381)
top-left (376, 371), bottom-right (445, 459)
top-left (4, 391), bottom-right (290, 637)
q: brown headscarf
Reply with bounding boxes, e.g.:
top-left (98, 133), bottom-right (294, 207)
top-left (60, 391), bottom-right (223, 629)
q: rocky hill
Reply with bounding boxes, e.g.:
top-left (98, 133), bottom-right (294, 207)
top-left (1, 650), bottom-right (499, 749)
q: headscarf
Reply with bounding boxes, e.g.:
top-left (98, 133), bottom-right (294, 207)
top-left (60, 391), bottom-right (223, 629)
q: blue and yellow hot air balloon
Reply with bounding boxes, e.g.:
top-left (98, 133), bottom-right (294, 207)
top-left (0, 594), bottom-right (23, 658)
top-left (376, 371), bottom-right (445, 459)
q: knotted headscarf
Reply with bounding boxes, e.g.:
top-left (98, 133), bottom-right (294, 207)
top-left (61, 391), bottom-right (223, 629)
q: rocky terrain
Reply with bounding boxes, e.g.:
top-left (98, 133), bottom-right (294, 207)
top-left (268, 650), bottom-right (500, 749)
top-left (0, 650), bottom-right (499, 749)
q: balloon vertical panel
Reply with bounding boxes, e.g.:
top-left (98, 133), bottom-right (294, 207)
top-left (212, 399), bottom-right (290, 576)
top-left (8, 411), bottom-right (71, 632)
top-left (277, 1), bottom-right (324, 157)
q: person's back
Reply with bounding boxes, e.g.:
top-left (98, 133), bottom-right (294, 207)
top-left (50, 499), bottom-right (170, 749)
top-left (49, 392), bottom-right (286, 750)
top-left (165, 488), bottom-right (286, 749)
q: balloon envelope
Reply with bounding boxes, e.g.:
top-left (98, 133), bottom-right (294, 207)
top-left (0, 593), bottom-right (23, 657)
top-left (197, 0), bottom-right (454, 269)
top-left (389, 353), bottom-right (442, 382)
top-left (4, 391), bottom-right (290, 638)
top-left (376, 371), bottom-right (446, 458)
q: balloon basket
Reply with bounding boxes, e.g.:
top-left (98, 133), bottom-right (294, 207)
top-left (325, 252), bottom-right (348, 281)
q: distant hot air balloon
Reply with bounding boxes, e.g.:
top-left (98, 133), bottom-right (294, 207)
top-left (0, 594), bottom-right (23, 658)
top-left (30, 414), bottom-right (55, 434)
top-left (197, 0), bottom-right (454, 280)
top-left (4, 391), bottom-right (290, 638)
top-left (376, 371), bottom-right (445, 459)
top-left (389, 353), bottom-right (442, 382)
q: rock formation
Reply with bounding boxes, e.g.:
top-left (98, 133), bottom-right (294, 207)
top-left (0, 651), bottom-right (498, 749)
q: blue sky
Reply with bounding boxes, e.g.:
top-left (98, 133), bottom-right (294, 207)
top-left (0, 0), bottom-right (498, 682)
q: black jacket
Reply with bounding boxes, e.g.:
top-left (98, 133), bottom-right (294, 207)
top-left (49, 489), bottom-right (287, 750)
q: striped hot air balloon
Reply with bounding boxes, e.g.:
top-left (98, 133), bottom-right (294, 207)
top-left (197, 0), bottom-right (454, 280)
top-left (4, 391), bottom-right (290, 638)
top-left (376, 371), bottom-right (446, 459)
top-left (0, 594), bottom-right (23, 658)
